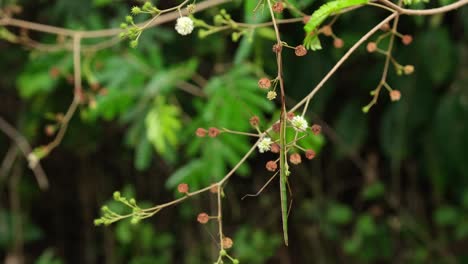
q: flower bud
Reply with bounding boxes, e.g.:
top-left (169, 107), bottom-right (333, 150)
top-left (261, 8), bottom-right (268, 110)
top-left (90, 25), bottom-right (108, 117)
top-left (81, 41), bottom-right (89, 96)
top-left (197, 212), bottom-right (210, 224)
top-left (177, 183), bottom-right (189, 194)
top-left (294, 45), bottom-right (307, 57)
top-left (290, 153), bottom-right (302, 165)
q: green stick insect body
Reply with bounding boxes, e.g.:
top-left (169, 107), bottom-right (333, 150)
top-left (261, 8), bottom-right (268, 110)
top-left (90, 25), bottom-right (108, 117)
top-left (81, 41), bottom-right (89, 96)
top-left (279, 109), bottom-right (290, 246)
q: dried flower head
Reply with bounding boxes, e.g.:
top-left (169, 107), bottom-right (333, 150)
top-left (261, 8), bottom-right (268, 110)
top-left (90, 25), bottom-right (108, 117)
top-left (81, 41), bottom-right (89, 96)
top-left (287, 112), bottom-right (295, 120)
top-left (380, 23), bottom-right (390, 31)
top-left (266, 160), bottom-right (278, 171)
top-left (222, 237), bottom-right (234, 249)
top-left (258, 78), bottom-right (271, 89)
top-left (178, 183), bottom-right (189, 194)
top-left (295, 45), bottom-right (307, 57)
top-left (175, 16), bottom-right (194, 36)
top-left (267, 91), bottom-right (277, 100)
top-left (45, 125), bottom-right (56, 136)
top-left (197, 213), bottom-right (210, 224)
top-left (311, 124), bottom-right (322, 135)
top-left (272, 43), bottom-right (282, 53)
top-left (272, 2), bottom-right (284, 13)
top-left (333, 38), bottom-right (344, 48)
top-left (390, 90), bottom-right (401, 101)
top-left (49, 67), bottom-right (60, 78)
top-left (208, 127), bottom-right (220, 137)
top-left (250, 116), bottom-right (260, 127)
top-left (196, 128), bottom-right (207, 137)
top-left (321, 25), bottom-right (332, 36)
top-left (258, 137), bottom-right (272, 153)
top-left (289, 153), bottom-right (302, 165)
top-left (402, 34), bottom-right (413, 45)
top-left (305, 149), bottom-right (316, 160)
top-left (272, 122), bottom-right (281, 133)
top-left (270, 143), bottom-right (280, 153)
top-left (367, 42), bottom-right (377, 53)
top-left (291, 115), bottom-right (308, 132)
top-left (403, 65), bottom-right (414, 75)
top-left (302, 16), bottom-right (311, 24)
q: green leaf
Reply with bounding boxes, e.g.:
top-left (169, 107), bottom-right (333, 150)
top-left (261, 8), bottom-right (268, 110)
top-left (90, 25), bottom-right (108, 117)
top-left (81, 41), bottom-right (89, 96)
top-left (327, 203), bottom-right (353, 225)
top-left (145, 96), bottom-right (182, 157)
top-left (417, 28), bottom-right (455, 85)
top-left (434, 206), bottom-right (459, 226)
top-left (362, 182), bottom-right (385, 200)
top-left (356, 214), bottom-right (377, 235)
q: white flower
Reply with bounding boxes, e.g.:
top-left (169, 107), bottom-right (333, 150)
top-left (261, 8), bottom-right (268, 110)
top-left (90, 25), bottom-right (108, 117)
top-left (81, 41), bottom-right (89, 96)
top-left (267, 91), bottom-right (277, 100)
top-left (291, 115), bottom-right (308, 132)
top-left (27, 153), bottom-right (38, 168)
top-left (258, 137), bottom-right (272, 153)
top-left (175, 16), bottom-right (194, 36)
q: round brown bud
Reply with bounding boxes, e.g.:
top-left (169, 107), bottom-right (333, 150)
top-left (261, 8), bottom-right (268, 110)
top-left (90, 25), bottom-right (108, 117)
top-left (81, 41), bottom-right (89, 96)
top-left (366, 42), bottom-right (377, 53)
top-left (197, 213), bottom-right (210, 224)
top-left (177, 183), bottom-right (189, 194)
top-left (272, 122), bottom-right (281, 133)
top-left (289, 153), bottom-right (302, 165)
top-left (333, 38), bottom-right (344, 48)
top-left (302, 16), bottom-right (311, 24)
top-left (270, 143), bottom-right (280, 153)
top-left (311, 124), bottom-right (322, 135)
top-left (294, 45), bottom-right (307, 57)
top-left (403, 65), bottom-right (414, 75)
top-left (249, 116), bottom-right (260, 127)
top-left (98, 88), bottom-right (108, 96)
top-left (49, 67), bottom-right (60, 78)
top-left (258, 78), bottom-right (271, 89)
top-left (272, 2), bottom-right (284, 13)
top-left (45, 125), bottom-right (56, 136)
top-left (380, 23), bottom-right (390, 31)
top-left (90, 82), bottom-right (100, 91)
top-left (401, 35), bottom-right (413, 45)
top-left (305, 149), bottom-right (316, 160)
top-left (266, 160), bottom-right (278, 172)
top-left (287, 112), bottom-right (295, 120)
top-left (222, 237), bottom-right (234, 249)
top-left (208, 127), bottom-right (220, 137)
top-left (196, 128), bottom-right (207, 137)
top-left (390, 90), bottom-right (401, 101)
top-left (321, 25), bottom-right (332, 36)
top-left (272, 43), bottom-right (282, 53)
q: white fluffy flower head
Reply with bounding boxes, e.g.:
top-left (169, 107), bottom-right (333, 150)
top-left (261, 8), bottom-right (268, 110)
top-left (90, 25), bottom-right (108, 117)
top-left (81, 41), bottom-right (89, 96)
top-left (258, 137), bottom-right (272, 153)
top-left (175, 16), bottom-right (194, 35)
top-left (291, 115), bottom-right (308, 132)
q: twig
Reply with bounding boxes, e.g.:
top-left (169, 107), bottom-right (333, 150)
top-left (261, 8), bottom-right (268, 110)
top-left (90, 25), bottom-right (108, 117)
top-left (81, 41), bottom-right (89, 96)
top-left (0, 117), bottom-right (48, 189)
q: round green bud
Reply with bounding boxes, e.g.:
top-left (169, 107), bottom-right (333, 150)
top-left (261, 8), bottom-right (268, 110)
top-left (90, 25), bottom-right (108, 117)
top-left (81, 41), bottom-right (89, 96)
top-left (125, 16), bottom-right (133, 23)
top-left (113, 191), bottom-right (121, 200)
top-left (130, 40), bottom-right (138, 48)
top-left (232, 260), bottom-right (239, 264)
top-left (131, 6), bottom-right (141, 14)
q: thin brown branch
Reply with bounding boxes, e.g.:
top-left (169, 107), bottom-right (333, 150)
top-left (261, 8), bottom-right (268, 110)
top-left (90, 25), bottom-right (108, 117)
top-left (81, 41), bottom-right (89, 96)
top-left (0, 117), bottom-right (49, 190)
top-left (0, 0), bottom-right (231, 39)
top-left (290, 12), bottom-right (398, 114)
top-left (380, 0), bottom-right (468, 15)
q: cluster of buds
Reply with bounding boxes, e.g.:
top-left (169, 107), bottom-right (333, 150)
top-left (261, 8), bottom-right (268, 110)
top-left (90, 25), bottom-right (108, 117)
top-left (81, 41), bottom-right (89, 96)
top-left (319, 25), bottom-right (344, 49)
top-left (258, 77), bottom-right (277, 101)
top-left (196, 127), bottom-right (220, 137)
